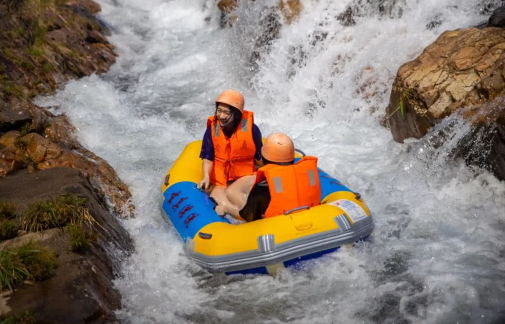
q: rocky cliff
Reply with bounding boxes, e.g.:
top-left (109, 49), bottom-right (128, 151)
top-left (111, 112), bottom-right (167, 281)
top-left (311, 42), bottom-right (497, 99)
top-left (0, 0), bottom-right (134, 322)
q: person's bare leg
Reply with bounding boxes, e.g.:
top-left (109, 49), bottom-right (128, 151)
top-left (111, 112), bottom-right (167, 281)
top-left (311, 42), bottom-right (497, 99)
top-left (225, 175), bottom-right (256, 212)
top-left (210, 175), bottom-right (256, 219)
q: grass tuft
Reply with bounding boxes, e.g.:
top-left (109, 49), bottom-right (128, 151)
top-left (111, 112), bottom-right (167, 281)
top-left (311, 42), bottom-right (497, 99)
top-left (0, 220), bottom-right (19, 241)
top-left (0, 241), bottom-right (57, 291)
top-left (0, 202), bottom-right (17, 220)
top-left (0, 202), bottom-right (20, 241)
top-left (66, 224), bottom-right (97, 252)
top-left (22, 196), bottom-right (97, 232)
top-left (0, 311), bottom-right (36, 324)
top-left (19, 122), bottom-right (33, 137)
top-left (32, 22), bottom-right (47, 47)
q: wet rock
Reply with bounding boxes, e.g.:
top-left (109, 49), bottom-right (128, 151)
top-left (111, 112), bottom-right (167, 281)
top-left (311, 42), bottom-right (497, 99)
top-left (279, 0), bottom-right (302, 24)
top-left (386, 27), bottom-right (505, 142)
top-left (216, 0), bottom-right (302, 26)
top-left (337, 0), bottom-right (405, 27)
top-left (488, 7), bottom-right (505, 28)
top-left (0, 131), bottom-right (20, 149)
top-left (0, 99), bottom-right (32, 132)
top-left (454, 98), bottom-right (505, 180)
top-left (44, 115), bottom-right (81, 149)
top-left (217, 0), bottom-right (237, 13)
top-left (0, 145), bottom-right (22, 177)
top-left (337, 6), bottom-right (357, 27)
top-left (86, 29), bottom-right (108, 44)
top-left (7, 130), bottom-right (134, 216)
top-left (385, 27), bottom-right (505, 180)
top-left (66, 0), bottom-right (102, 14)
top-left (0, 167), bottom-right (133, 322)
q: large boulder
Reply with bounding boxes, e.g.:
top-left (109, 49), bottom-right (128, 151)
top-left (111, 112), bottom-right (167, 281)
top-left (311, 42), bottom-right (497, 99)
top-left (0, 125), bottom-right (134, 216)
top-left (0, 167), bottom-right (133, 322)
top-left (385, 26), bottom-right (505, 179)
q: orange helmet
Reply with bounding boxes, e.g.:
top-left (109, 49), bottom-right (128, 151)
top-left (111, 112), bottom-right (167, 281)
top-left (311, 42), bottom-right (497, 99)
top-left (261, 133), bottom-right (295, 163)
top-left (215, 90), bottom-right (245, 113)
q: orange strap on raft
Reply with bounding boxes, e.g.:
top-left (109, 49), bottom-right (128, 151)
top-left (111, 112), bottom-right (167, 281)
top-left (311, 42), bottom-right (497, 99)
top-left (208, 110), bottom-right (256, 186)
top-left (255, 156), bottom-right (321, 218)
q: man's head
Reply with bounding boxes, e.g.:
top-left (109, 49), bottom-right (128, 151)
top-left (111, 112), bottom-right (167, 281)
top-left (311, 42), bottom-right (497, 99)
top-left (261, 133), bottom-right (295, 165)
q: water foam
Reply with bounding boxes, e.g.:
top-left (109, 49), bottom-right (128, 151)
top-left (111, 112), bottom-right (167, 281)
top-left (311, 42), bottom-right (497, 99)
top-left (35, 0), bottom-right (505, 322)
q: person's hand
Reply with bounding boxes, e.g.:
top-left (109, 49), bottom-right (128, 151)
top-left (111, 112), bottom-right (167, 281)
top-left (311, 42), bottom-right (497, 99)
top-left (197, 176), bottom-right (210, 190)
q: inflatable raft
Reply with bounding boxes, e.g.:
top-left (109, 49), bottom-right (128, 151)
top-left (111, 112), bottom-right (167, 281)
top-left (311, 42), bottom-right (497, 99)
top-left (161, 141), bottom-right (374, 275)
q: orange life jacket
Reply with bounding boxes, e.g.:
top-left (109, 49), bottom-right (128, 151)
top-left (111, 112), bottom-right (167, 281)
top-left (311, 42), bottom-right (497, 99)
top-left (254, 156), bottom-right (321, 218)
top-left (207, 110), bottom-right (256, 186)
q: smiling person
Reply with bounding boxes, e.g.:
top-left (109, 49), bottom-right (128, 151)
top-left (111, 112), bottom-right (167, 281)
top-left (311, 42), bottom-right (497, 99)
top-left (197, 90), bottom-right (263, 190)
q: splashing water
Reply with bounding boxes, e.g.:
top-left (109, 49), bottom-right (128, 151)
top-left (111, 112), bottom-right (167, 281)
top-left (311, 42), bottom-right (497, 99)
top-left (36, 0), bottom-right (505, 322)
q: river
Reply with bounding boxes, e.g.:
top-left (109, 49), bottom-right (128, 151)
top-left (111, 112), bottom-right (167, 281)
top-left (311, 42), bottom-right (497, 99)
top-left (36, 0), bottom-right (505, 322)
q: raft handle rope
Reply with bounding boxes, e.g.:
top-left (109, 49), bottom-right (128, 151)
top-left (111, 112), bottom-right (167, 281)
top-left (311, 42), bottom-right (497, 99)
top-left (164, 174), bottom-right (170, 186)
top-left (354, 192), bottom-right (361, 200)
top-left (284, 205), bottom-right (309, 215)
top-left (294, 148), bottom-right (306, 157)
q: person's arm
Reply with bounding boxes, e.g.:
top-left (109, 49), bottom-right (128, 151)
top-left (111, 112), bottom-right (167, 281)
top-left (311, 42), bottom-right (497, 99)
top-left (198, 126), bottom-right (215, 190)
top-left (198, 159), bottom-right (214, 190)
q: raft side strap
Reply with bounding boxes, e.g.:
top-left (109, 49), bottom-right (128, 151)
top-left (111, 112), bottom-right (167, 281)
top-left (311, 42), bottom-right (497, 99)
top-left (258, 234), bottom-right (275, 253)
top-left (241, 119), bottom-right (248, 132)
top-left (199, 232), bottom-right (213, 239)
top-left (308, 170), bottom-right (316, 186)
top-left (164, 174), bottom-right (170, 186)
top-left (273, 177), bottom-right (283, 193)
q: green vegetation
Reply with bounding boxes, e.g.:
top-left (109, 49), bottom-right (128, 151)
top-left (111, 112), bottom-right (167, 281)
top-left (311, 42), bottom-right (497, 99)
top-left (14, 137), bottom-right (28, 150)
top-left (4, 84), bottom-right (25, 99)
top-left (67, 224), bottom-right (97, 252)
top-left (0, 220), bottom-right (19, 241)
top-left (22, 196), bottom-right (100, 252)
top-left (19, 122), bottom-right (33, 137)
top-left (42, 62), bottom-right (53, 73)
top-left (388, 88), bottom-right (415, 119)
top-left (0, 241), bottom-right (57, 291)
top-left (26, 46), bottom-right (43, 57)
top-left (0, 202), bottom-right (17, 219)
top-left (89, 20), bottom-right (100, 31)
top-left (22, 196), bottom-right (95, 232)
top-left (13, 137), bottom-right (39, 170)
top-left (0, 202), bottom-right (19, 241)
top-left (19, 58), bottom-right (35, 71)
top-left (0, 311), bottom-right (36, 324)
top-left (69, 49), bottom-right (78, 58)
top-left (7, 25), bottom-right (28, 40)
top-left (32, 22), bottom-right (47, 47)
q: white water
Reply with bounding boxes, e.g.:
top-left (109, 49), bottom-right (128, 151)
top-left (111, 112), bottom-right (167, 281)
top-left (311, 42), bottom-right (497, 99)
top-left (36, 0), bottom-right (505, 322)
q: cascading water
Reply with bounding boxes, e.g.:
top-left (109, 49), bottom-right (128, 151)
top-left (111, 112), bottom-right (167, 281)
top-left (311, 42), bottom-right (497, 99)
top-left (35, 0), bottom-right (505, 322)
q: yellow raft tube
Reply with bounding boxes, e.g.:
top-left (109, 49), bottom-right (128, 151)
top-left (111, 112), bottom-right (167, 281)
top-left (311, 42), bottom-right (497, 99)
top-left (161, 141), bottom-right (374, 275)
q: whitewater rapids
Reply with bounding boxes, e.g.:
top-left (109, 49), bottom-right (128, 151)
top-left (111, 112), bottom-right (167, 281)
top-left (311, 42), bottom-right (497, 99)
top-left (36, 0), bottom-right (505, 323)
